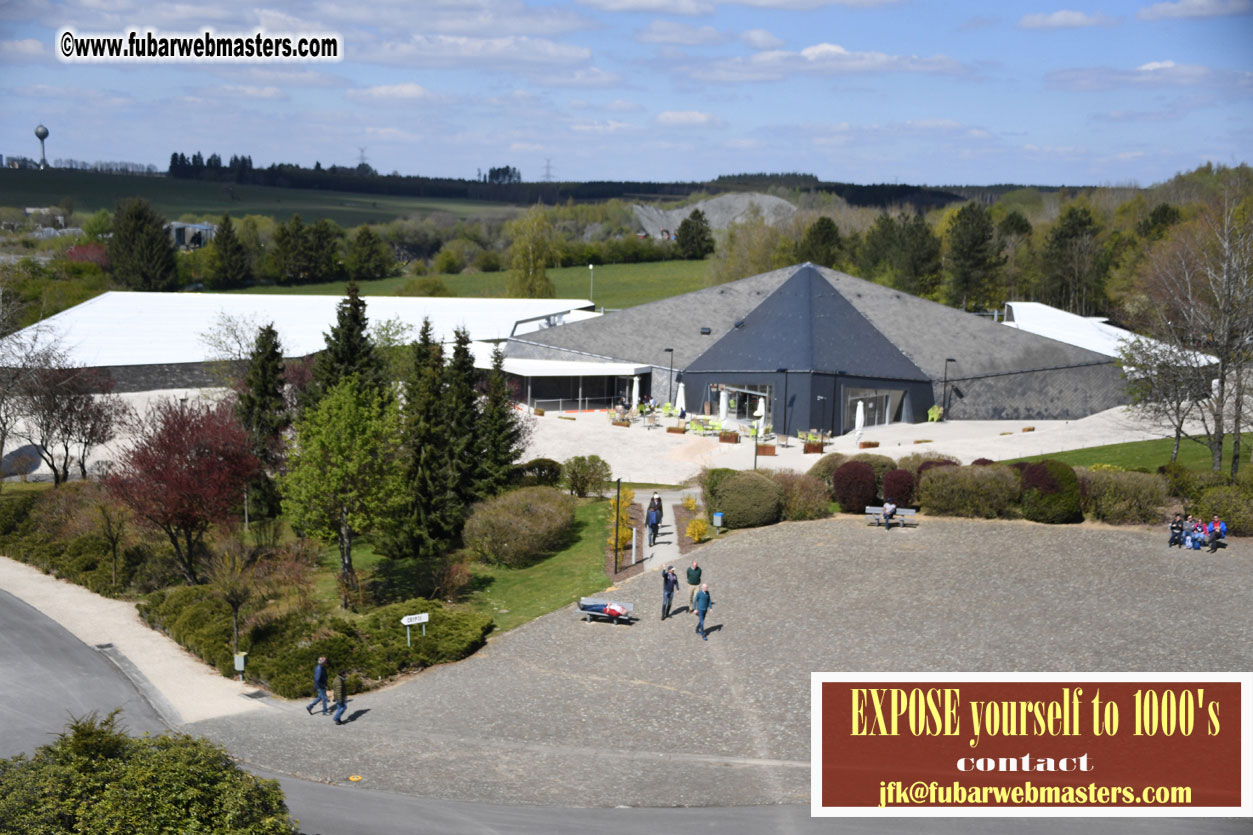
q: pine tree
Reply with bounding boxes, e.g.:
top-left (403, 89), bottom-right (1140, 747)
top-left (796, 216), bottom-right (842, 268)
top-left (210, 215), bottom-right (251, 289)
top-left (476, 345), bottom-right (524, 497)
top-left (108, 198), bottom-right (176, 291)
top-left (309, 280), bottom-right (387, 406)
top-left (443, 327), bottom-right (482, 513)
top-left (944, 202), bottom-right (999, 311)
top-left (236, 324), bottom-right (288, 518)
top-left (346, 225), bottom-right (393, 282)
top-left (676, 209), bottom-right (715, 259)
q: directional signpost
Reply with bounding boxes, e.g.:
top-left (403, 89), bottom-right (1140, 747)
top-left (400, 612), bottom-right (429, 646)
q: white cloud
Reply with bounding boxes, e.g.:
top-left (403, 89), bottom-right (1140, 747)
top-left (691, 42), bottom-right (965, 82)
top-left (222, 84), bottom-right (285, 99)
top-left (1019, 10), bottom-right (1115, 29)
top-left (606, 98), bottom-right (641, 112)
top-left (1047, 60), bottom-right (1215, 91)
top-left (364, 126), bottom-right (423, 142)
top-left (577, 0), bottom-right (714, 14)
top-left (0, 38), bottom-right (45, 61)
top-left (1138, 0), bottom-right (1251, 19)
top-left (637, 20), bottom-right (723, 45)
top-left (346, 82), bottom-right (436, 102)
top-left (313, 0), bottom-right (591, 37)
top-left (373, 34), bottom-right (589, 68)
top-left (656, 110), bottom-right (723, 127)
top-left (740, 29), bottom-right (784, 49)
top-left (570, 119), bottom-right (638, 133)
top-left (533, 66), bottom-right (622, 87)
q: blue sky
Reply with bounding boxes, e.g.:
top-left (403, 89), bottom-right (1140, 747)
top-left (1, 1), bottom-right (1250, 187)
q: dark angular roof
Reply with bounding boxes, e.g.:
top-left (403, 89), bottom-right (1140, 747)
top-left (684, 267), bottom-right (927, 381)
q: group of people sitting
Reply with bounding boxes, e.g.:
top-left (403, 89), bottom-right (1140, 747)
top-left (1168, 513), bottom-right (1227, 552)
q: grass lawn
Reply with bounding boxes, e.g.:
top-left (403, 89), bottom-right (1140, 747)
top-left (461, 499), bottom-right (611, 633)
top-left (4, 168), bottom-right (521, 226)
top-left (0, 481), bottom-right (55, 496)
top-left (231, 259), bottom-right (710, 310)
top-left (1004, 434), bottom-right (1253, 472)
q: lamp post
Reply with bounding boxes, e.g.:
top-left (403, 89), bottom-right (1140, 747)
top-left (777, 368), bottom-right (789, 447)
top-left (588, 263), bottom-right (594, 307)
top-left (664, 347), bottom-right (674, 406)
top-left (942, 358), bottom-right (956, 419)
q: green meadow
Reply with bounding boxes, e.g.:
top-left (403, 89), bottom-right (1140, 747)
top-left (1005, 434), bottom-right (1253, 473)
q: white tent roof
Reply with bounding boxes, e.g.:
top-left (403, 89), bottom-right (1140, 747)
top-left (14, 291), bottom-right (594, 368)
top-left (1003, 301), bottom-right (1136, 359)
top-left (469, 341), bottom-right (647, 377)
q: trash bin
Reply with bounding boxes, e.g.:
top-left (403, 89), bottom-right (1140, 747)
top-left (712, 512), bottom-right (724, 528)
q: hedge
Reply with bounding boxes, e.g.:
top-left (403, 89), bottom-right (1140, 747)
top-left (807, 453), bottom-right (846, 493)
top-left (882, 469), bottom-right (915, 507)
top-left (831, 461), bottom-right (877, 514)
top-left (563, 455), bottom-right (612, 497)
top-left (1021, 459), bottom-right (1083, 524)
top-left (918, 465), bottom-right (1020, 518)
top-left (514, 457), bottom-right (562, 487)
top-left (896, 451), bottom-right (960, 479)
top-left (462, 486), bottom-right (576, 566)
top-left (140, 588), bottom-right (492, 698)
top-left (1078, 469), bottom-right (1167, 524)
top-left (765, 470), bottom-right (830, 521)
top-left (1193, 485), bottom-right (1253, 536)
top-left (847, 453), bottom-right (897, 493)
top-left (715, 471), bottom-right (783, 529)
top-left (700, 467), bottom-right (738, 521)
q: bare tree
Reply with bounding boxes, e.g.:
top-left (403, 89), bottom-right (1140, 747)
top-left (18, 366), bottom-right (124, 485)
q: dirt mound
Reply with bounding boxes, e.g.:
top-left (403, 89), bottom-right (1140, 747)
top-left (633, 192), bottom-right (796, 238)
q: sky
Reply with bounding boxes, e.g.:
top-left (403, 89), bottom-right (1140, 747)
top-left (1, 1), bottom-right (1250, 187)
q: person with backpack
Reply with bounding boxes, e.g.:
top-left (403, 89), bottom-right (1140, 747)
top-left (646, 504), bottom-right (660, 547)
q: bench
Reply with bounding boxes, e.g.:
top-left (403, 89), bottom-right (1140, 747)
top-left (865, 506), bottom-right (919, 529)
top-left (577, 597), bottom-right (636, 625)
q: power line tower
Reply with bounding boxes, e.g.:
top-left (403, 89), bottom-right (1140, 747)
top-left (542, 158), bottom-right (555, 183)
top-left (357, 146), bottom-right (368, 167)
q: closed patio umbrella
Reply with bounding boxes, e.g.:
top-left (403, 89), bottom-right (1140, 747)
top-left (675, 382), bottom-right (686, 414)
top-left (753, 396), bottom-right (765, 439)
top-left (854, 400), bottom-right (865, 444)
top-left (718, 388), bottom-right (729, 422)
top-left (631, 375), bottom-right (640, 409)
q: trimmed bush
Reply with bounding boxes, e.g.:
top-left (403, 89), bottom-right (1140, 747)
top-left (882, 469), bottom-right (915, 507)
top-left (563, 454), bottom-right (612, 497)
top-left (896, 451), bottom-right (960, 479)
top-left (806, 453), bottom-right (846, 493)
top-left (765, 470), bottom-right (830, 521)
top-left (917, 459), bottom-right (959, 477)
top-left (1193, 485), bottom-right (1253, 536)
top-left (1020, 459), bottom-right (1083, 524)
top-left (848, 453), bottom-right (897, 493)
top-left (141, 588), bottom-right (491, 698)
top-left (971, 458), bottom-right (996, 466)
top-left (1078, 468), bottom-right (1167, 524)
top-left (700, 467), bottom-right (737, 520)
top-left (831, 461), bottom-right (877, 514)
top-left (515, 457), bottom-right (562, 487)
top-left (715, 471), bottom-right (783, 529)
top-left (918, 465), bottom-right (1021, 518)
top-left (463, 486), bottom-right (576, 566)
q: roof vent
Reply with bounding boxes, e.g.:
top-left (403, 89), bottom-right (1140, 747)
top-left (700, 327), bottom-right (712, 335)
top-left (734, 319), bottom-right (744, 329)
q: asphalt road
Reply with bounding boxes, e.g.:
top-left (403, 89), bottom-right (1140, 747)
top-left (2, 587), bottom-right (1247, 835)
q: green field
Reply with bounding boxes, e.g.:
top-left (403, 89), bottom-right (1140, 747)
top-left (2, 168), bottom-right (521, 225)
top-left (1005, 434), bottom-right (1253, 472)
top-left (232, 259), bottom-right (710, 309)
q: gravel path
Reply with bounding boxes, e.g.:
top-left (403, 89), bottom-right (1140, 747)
top-left (183, 517), bottom-right (1251, 807)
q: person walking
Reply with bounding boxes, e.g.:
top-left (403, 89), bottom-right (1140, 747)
top-left (694, 583), bottom-right (713, 640)
top-left (306, 656), bottom-right (329, 715)
top-left (646, 504), bottom-right (660, 547)
top-left (661, 566), bottom-right (679, 620)
top-left (686, 559), bottom-right (702, 613)
top-left (331, 671), bottom-right (349, 725)
top-left (649, 492), bottom-right (664, 524)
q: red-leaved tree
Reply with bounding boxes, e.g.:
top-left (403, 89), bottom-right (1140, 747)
top-left (108, 399), bottom-right (257, 585)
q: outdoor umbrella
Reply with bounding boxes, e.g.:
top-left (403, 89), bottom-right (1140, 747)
top-left (753, 396), bottom-right (765, 439)
top-left (854, 400), bottom-right (865, 445)
top-left (631, 376), bottom-right (640, 410)
top-left (718, 388), bottom-right (729, 422)
top-left (675, 382), bottom-right (686, 414)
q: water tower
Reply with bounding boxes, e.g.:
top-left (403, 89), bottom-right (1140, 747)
top-left (34, 124), bottom-right (49, 170)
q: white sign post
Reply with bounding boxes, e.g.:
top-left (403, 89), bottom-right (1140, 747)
top-left (400, 612), bottom-right (429, 646)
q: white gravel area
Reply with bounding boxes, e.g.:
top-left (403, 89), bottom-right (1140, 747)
top-left (523, 405), bottom-right (1183, 484)
top-left (0, 556), bottom-right (263, 724)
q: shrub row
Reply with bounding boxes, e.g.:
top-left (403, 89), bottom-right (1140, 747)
top-left (140, 588), bottom-right (492, 699)
top-left (916, 465), bottom-right (1021, 518)
top-left (699, 468), bottom-right (830, 529)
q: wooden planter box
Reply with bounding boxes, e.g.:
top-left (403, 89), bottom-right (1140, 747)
top-left (859, 441), bottom-right (879, 449)
top-left (667, 426), bottom-right (686, 434)
top-left (803, 442), bottom-right (823, 454)
top-left (612, 420), bottom-right (631, 428)
top-left (558, 415), bottom-right (576, 421)
top-left (719, 432), bottom-right (739, 444)
top-left (533, 408), bottom-right (545, 416)
top-left (756, 443), bottom-right (776, 456)
top-left (1022, 426), bottom-right (1035, 433)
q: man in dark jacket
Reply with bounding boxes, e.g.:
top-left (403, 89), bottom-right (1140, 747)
top-left (332, 671), bottom-right (349, 725)
top-left (661, 566), bottom-right (679, 620)
top-left (686, 560), bottom-right (702, 614)
top-left (647, 505), bottom-right (660, 547)
top-left (1168, 514), bottom-right (1184, 547)
top-left (306, 656), bottom-right (329, 715)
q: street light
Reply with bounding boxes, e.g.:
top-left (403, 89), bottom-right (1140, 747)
top-left (588, 263), bottom-right (594, 307)
top-left (942, 358), bottom-right (957, 419)
top-left (663, 347), bottom-right (674, 405)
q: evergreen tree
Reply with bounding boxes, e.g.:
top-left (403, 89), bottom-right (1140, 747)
top-left (346, 225), bottom-right (393, 282)
top-left (271, 214), bottom-right (311, 285)
top-left (944, 202), bottom-right (999, 311)
top-left (209, 214), bottom-right (251, 289)
top-left (796, 216), bottom-right (842, 268)
top-left (476, 345), bottom-right (524, 497)
top-left (107, 198), bottom-right (176, 291)
top-left (443, 327), bottom-right (482, 512)
top-left (308, 218), bottom-right (343, 282)
top-left (309, 280), bottom-right (387, 406)
top-left (505, 206), bottom-right (556, 298)
top-left (236, 324), bottom-right (289, 518)
top-left (676, 209), bottom-right (715, 259)
top-left (1042, 205), bottom-right (1104, 314)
